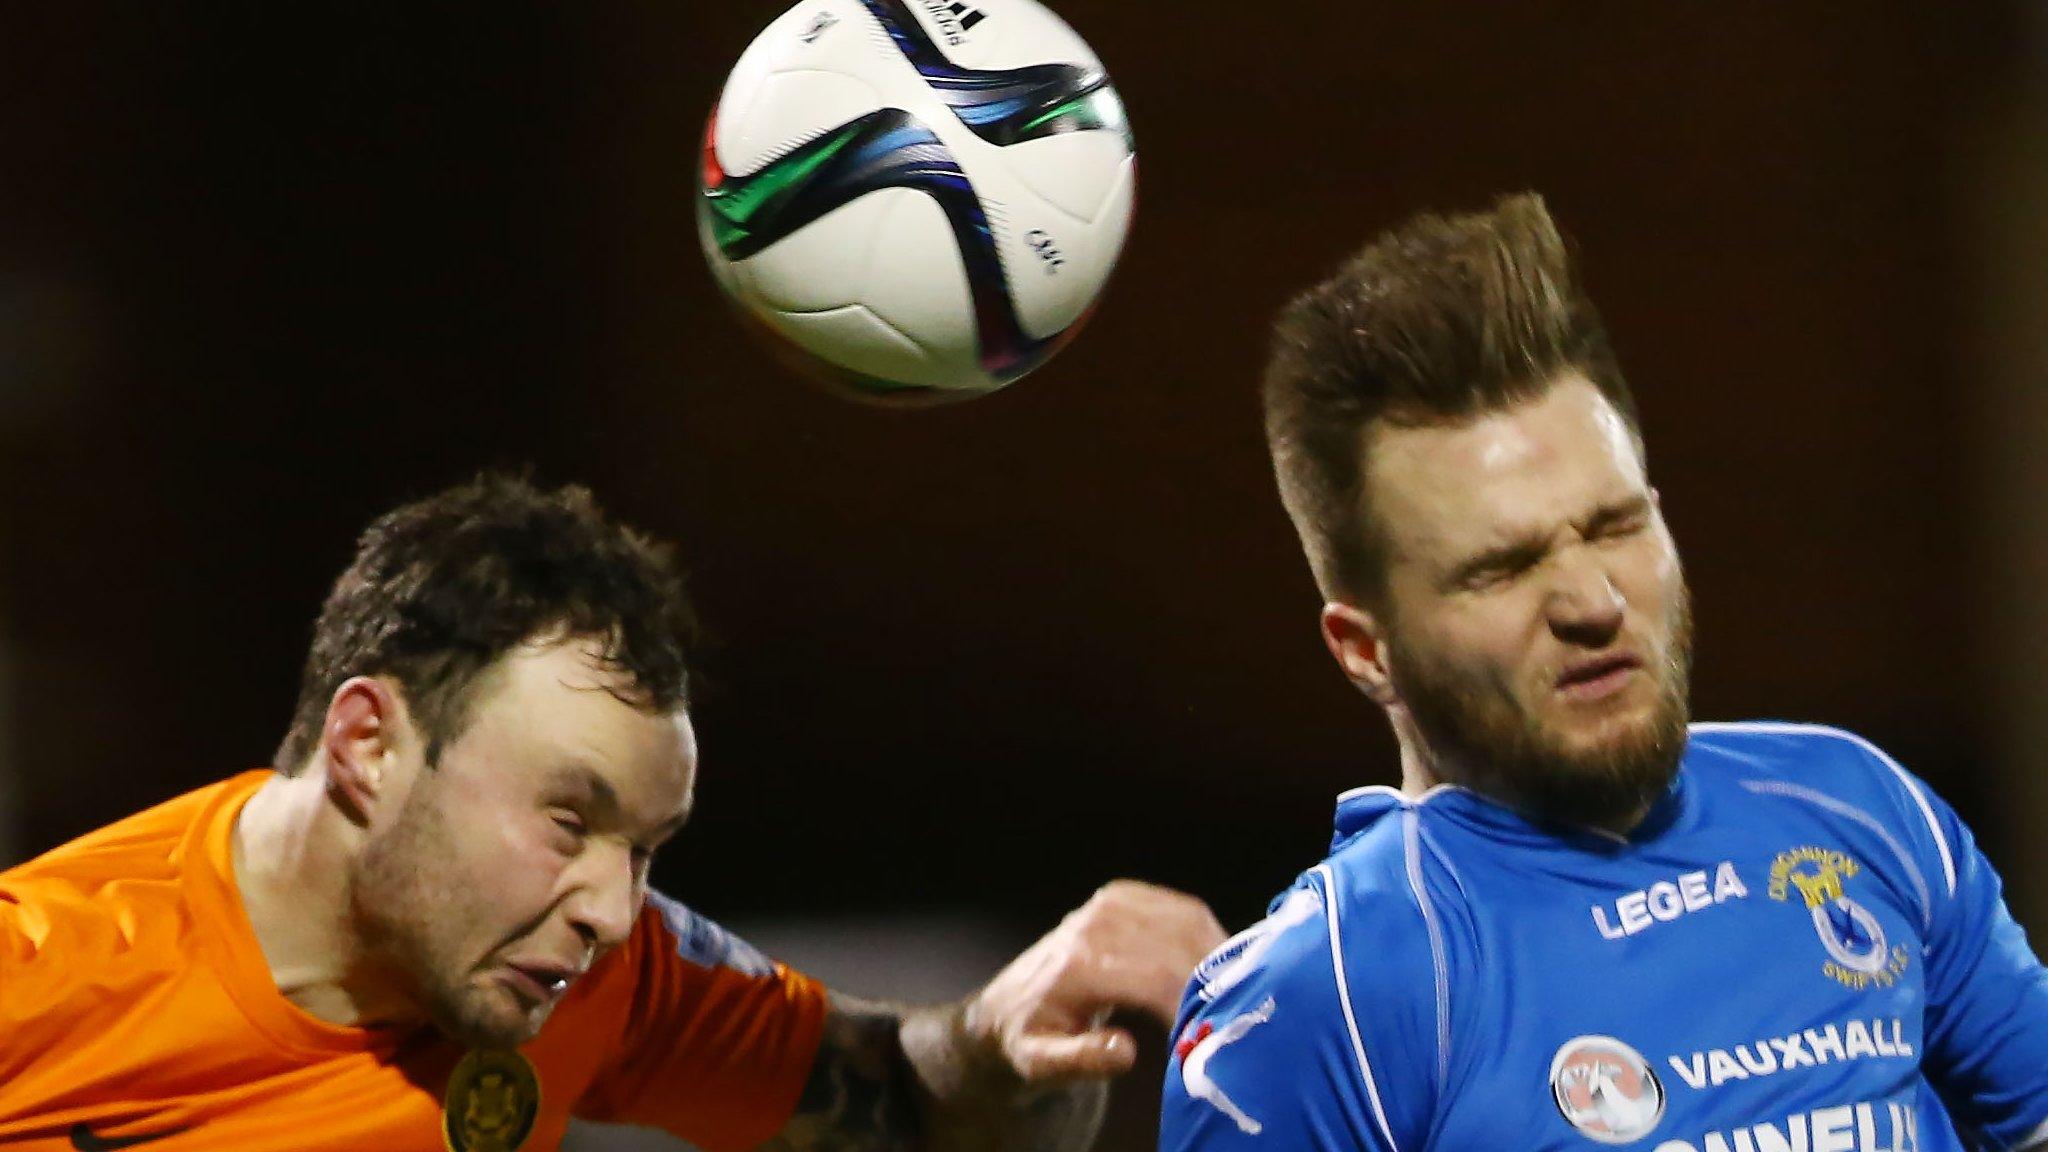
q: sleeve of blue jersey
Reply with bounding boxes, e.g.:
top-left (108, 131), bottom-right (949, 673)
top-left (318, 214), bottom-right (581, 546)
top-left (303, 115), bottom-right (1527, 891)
top-left (1834, 733), bottom-right (2048, 1149)
top-left (1158, 866), bottom-right (1441, 1152)
top-left (1905, 771), bottom-right (2048, 1146)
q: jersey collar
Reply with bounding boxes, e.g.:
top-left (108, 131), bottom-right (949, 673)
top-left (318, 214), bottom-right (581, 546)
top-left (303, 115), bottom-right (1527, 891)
top-left (1332, 766), bottom-right (1692, 852)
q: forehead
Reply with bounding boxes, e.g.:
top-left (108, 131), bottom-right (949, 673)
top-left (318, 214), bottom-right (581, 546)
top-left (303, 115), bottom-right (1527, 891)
top-left (1365, 376), bottom-right (1646, 562)
top-left (457, 636), bottom-right (696, 809)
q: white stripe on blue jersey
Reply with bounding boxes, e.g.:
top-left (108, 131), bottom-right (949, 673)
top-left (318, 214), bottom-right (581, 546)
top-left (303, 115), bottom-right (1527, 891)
top-left (1160, 722), bottom-right (2048, 1152)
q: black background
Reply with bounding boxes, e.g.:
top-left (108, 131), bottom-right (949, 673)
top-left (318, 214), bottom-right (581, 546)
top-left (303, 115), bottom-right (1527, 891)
top-left (1, 2), bottom-right (2030, 955)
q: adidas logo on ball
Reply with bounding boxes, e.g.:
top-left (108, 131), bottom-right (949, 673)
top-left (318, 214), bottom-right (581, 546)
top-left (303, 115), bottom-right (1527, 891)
top-left (919, 0), bottom-right (987, 44)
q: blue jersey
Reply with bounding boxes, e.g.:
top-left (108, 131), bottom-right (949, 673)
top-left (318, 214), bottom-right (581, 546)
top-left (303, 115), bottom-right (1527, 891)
top-left (1160, 722), bottom-right (2048, 1152)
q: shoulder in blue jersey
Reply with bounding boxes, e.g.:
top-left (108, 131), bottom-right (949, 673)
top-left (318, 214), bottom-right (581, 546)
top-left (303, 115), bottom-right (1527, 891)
top-left (1160, 722), bottom-right (2048, 1152)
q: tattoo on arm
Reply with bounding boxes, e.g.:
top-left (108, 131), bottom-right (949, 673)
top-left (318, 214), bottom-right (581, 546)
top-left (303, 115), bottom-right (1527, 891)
top-left (758, 994), bottom-right (1109, 1152)
top-left (761, 997), bottom-right (922, 1152)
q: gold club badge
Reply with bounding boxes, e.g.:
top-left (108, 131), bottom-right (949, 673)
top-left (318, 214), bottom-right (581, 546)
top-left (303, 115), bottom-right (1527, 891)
top-left (443, 1048), bottom-right (540, 1152)
top-left (1767, 846), bottom-right (1910, 990)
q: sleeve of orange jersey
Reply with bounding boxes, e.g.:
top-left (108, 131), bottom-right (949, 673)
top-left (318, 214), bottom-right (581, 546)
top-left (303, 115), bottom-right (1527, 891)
top-left (2, 873), bottom-right (116, 1069)
top-left (576, 891), bottom-right (828, 1151)
top-left (0, 891), bottom-right (40, 1092)
top-left (0, 888), bottom-right (45, 1034)
top-left (0, 873), bottom-right (130, 1099)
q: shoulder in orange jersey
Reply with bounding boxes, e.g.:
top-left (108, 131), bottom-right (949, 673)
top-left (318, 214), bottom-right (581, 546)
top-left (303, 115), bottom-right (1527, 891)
top-left (0, 773), bottom-right (827, 1152)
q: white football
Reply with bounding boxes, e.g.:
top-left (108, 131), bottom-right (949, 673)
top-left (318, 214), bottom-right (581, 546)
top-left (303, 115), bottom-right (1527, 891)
top-left (699, 0), bottom-right (1135, 403)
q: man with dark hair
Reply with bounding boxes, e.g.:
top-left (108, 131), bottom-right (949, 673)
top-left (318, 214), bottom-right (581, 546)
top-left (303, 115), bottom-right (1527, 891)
top-left (1160, 194), bottom-right (2048, 1152)
top-left (0, 475), bottom-right (1224, 1152)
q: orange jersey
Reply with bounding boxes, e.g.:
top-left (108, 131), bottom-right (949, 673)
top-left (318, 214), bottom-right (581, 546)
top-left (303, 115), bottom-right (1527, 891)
top-left (0, 772), bottom-right (828, 1151)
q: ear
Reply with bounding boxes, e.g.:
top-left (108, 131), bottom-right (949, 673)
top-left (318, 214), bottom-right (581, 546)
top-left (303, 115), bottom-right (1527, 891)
top-left (1320, 601), bottom-right (1397, 707)
top-left (320, 676), bottom-right (411, 824)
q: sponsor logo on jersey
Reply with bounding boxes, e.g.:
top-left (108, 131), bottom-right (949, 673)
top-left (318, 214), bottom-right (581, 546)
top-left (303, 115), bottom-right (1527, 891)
top-left (1175, 998), bottom-right (1276, 1135)
top-left (1592, 861), bottom-right (1748, 940)
top-left (1767, 847), bottom-right (1910, 990)
top-left (647, 890), bottom-right (775, 977)
top-left (1194, 886), bottom-right (1322, 1002)
top-left (1666, 1018), bottom-right (1914, 1089)
top-left (1649, 1097), bottom-right (1920, 1152)
top-left (1550, 1035), bottom-right (1665, 1144)
top-left (443, 1048), bottom-right (540, 1152)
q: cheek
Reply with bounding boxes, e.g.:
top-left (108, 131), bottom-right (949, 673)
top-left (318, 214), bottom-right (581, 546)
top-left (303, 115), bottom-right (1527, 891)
top-left (440, 804), bottom-right (566, 915)
top-left (1451, 594), bottom-right (1548, 671)
top-left (1407, 601), bottom-right (1541, 691)
top-left (496, 824), bottom-right (571, 898)
top-left (1619, 535), bottom-right (1685, 620)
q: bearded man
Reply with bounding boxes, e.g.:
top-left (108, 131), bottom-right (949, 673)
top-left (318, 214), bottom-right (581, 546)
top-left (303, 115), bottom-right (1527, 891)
top-left (1159, 194), bottom-right (2048, 1152)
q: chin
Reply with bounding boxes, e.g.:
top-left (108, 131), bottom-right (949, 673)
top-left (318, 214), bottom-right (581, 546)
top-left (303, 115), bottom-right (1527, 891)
top-left (1554, 680), bottom-right (1680, 745)
top-left (1555, 712), bottom-right (1660, 759)
top-left (1513, 697), bottom-right (1680, 805)
top-left (433, 981), bottom-right (550, 1049)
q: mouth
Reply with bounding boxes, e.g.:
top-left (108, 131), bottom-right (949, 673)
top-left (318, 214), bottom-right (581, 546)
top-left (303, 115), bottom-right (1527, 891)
top-left (1555, 653), bottom-right (1643, 701)
top-left (501, 960), bottom-right (581, 1006)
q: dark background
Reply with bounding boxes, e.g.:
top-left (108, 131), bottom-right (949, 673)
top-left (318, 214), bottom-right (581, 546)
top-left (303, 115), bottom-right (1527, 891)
top-left (2, 3), bottom-right (2042, 1146)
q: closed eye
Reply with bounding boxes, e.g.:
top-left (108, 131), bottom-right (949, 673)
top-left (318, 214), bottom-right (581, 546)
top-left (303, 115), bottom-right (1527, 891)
top-left (549, 811), bottom-right (588, 850)
top-left (1592, 513), bottom-right (1646, 541)
top-left (631, 827), bottom-right (681, 873)
top-left (1456, 544), bottom-right (1546, 591)
top-left (1586, 496), bottom-right (1653, 541)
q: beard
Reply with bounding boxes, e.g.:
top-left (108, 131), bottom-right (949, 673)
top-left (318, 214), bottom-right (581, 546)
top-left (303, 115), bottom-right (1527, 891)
top-left (1388, 591), bottom-right (1695, 832)
top-left (348, 786), bottom-right (544, 1049)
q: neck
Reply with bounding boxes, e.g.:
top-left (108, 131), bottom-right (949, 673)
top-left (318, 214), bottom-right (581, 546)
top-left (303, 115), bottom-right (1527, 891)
top-left (232, 767), bottom-right (421, 1031)
top-left (1394, 725), bottom-right (1443, 799)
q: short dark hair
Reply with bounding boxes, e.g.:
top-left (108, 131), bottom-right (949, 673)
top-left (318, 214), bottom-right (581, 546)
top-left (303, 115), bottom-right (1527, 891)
top-left (275, 474), bottom-right (698, 773)
top-left (1262, 192), bottom-right (1638, 602)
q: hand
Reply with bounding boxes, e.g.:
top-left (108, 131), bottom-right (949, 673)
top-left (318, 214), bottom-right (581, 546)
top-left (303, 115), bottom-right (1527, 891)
top-left (962, 880), bottom-right (1225, 1084)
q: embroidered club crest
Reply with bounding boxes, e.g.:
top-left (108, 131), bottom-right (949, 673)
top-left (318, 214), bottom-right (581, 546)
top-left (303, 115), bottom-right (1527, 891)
top-left (443, 1047), bottom-right (540, 1152)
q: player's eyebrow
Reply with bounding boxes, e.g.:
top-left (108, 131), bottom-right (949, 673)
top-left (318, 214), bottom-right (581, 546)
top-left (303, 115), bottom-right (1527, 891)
top-left (547, 764), bottom-right (622, 818)
top-left (1581, 492), bottom-right (1653, 533)
top-left (1447, 533), bottom-right (1551, 587)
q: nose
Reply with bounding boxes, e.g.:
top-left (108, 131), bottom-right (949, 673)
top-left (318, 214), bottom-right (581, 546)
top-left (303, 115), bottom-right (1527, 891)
top-left (563, 842), bottom-right (642, 954)
top-left (1545, 549), bottom-right (1625, 647)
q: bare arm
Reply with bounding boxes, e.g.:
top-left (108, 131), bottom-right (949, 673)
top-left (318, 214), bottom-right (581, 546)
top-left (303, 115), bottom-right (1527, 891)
top-left (757, 882), bottom-right (1224, 1152)
top-left (759, 994), bottom-right (1105, 1152)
